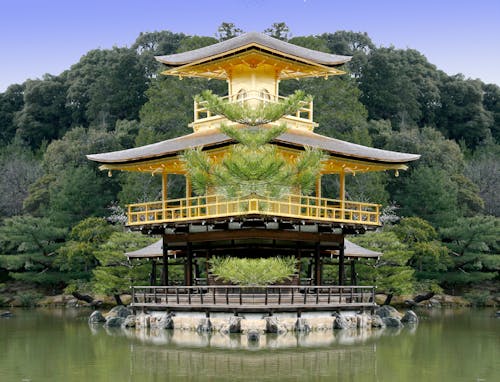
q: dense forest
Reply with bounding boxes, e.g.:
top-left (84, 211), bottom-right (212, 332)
top-left (0, 23), bottom-right (498, 306)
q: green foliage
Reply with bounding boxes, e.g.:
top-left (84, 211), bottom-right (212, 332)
top-left (350, 232), bottom-right (416, 295)
top-left (17, 291), bottom-right (43, 307)
top-left (210, 257), bottom-right (296, 286)
top-left (56, 218), bottom-right (116, 274)
top-left (196, 90), bottom-right (311, 126)
top-left (92, 232), bottom-right (157, 296)
top-left (216, 22), bottom-right (243, 41)
top-left (360, 47), bottom-right (440, 129)
top-left (464, 289), bottom-right (492, 307)
top-left (47, 166), bottom-right (114, 227)
top-left (14, 75), bottom-right (71, 149)
top-left (183, 125), bottom-right (325, 198)
top-left (440, 216), bottom-right (499, 288)
top-left (394, 166), bottom-right (460, 227)
top-left (436, 74), bottom-right (493, 148)
top-left (0, 83), bottom-right (25, 145)
top-left (263, 22), bottom-right (290, 41)
top-left (66, 47), bottom-right (148, 128)
top-left (0, 215), bottom-right (67, 288)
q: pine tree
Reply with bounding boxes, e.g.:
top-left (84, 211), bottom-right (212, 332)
top-left (183, 91), bottom-right (325, 199)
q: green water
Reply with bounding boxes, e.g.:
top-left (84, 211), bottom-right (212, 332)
top-left (0, 308), bottom-right (498, 381)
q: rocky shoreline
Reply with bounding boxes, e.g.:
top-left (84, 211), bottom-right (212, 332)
top-left (88, 305), bottom-right (418, 341)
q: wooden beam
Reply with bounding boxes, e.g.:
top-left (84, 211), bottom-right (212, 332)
top-left (150, 259), bottom-right (157, 286)
top-left (315, 176), bottom-right (322, 198)
top-left (350, 259), bottom-right (357, 286)
top-left (162, 173), bottom-right (168, 203)
top-left (164, 229), bottom-right (343, 244)
top-left (186, 243), bottom-right (193, 286)
top-left (338, 237), bottom-right (345, 285)
top-left (161, 236), bottom-right (169, 286)
top-left (314, 242), bottom-right (321, 286)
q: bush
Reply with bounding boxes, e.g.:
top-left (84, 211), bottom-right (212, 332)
top-left (17, 291), bottom-right (43, 307)
top-left (210, 257), bottom-right (296, 286)
top-left (464, 290), bottom-right (491, 307)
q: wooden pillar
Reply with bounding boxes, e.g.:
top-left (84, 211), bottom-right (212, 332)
top-left (150, 259), bottom-right (157, 286)
top-left (315, 175), bottom-right (322, 199)
top-left (339, 170), bottom-right (345, 219)
top-left (185, 175), bottom-right (191, 199)
top-left (350, 259), bottom-right (357, 286)
top-left (338, 238), bottom-right (345, 285)
top-left (296, 244), bottom-right (302, 283)
top-left (194, 257), bottom-right (200, 285)
top-left (314, 242), bottom-right (321, 286)
top-left (306, 257), bottom-right (313, 285)
top-left (185, 243), bottom-right (193, 286)
top-left (162, 173), bottom-right (168, 203)
top-left (339, 170), bottom-right (345, 201)
top-left (161, 236), bottom-right (169, 286)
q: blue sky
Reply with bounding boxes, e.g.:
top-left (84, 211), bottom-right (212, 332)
top-left (1, 0), bottom-right (499, 91)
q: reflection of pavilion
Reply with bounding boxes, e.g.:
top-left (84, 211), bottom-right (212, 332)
top-left (120, 330), bottom-right (380, 380)
top-left (87, 32), bottom-right (419, 314)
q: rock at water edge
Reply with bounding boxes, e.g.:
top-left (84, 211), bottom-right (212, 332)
top-left (375, 305), bottom-right (403, 319)
top-left (150, 313), bottom-right (174, 330)
top-left (371, 314), bottom-right (385, 328)
top-left (105, 316), bottom-right (125, 328)
top-left (88, 310), bottom-right (106, 324)
top-left (106, 305), bottom-right (132, 319)
top-left (197, 318), bottom-right (212, 333)
top-left (228, 316), bottom-right (242, 333)
top-left (401, 310), bottom-right (418, 324)
top-left (382, 316), bottom-right (403, 328)
top-left (122, 315), bottom-right (136, 328)
top-left (333, 313), bottom-right (352, 330)
top-left (265, 316), bottom-right (287, 334)
top-left (295, 318), bottom-right (311, 333)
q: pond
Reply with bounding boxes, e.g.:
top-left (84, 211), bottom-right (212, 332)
top-left (0, 308), bottom-right (498, 381)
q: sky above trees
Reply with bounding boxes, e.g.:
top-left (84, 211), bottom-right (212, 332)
top-left (1, 0), bottom-right (499, 91)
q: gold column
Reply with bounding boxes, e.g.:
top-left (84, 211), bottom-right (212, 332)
top-left (315, 175), bottom-right (322, 199)
top-left (339, 170), bottom-right (345, 220)
top-left (162, 173), bottom-right (168, 203)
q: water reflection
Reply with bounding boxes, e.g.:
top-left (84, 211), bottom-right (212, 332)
top-left (104, 325), bottom-right (395, 350)
top-left (1, 309), bottom-right (498, 382)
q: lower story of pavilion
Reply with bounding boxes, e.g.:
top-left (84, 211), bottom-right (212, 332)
top-left (126, 227), bottom-right (381, 287)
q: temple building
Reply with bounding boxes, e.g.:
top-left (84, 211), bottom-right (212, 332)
top-left (87, 32), bottom-right (419, 312)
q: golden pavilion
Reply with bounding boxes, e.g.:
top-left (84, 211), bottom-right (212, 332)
top-left (87, 32), bottom-right (419, 313)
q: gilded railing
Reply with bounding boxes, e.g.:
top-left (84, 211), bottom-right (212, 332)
top-left (192, 91), bottom-right (314, 129)
top-left (127, 194), bottom-right (380, 226)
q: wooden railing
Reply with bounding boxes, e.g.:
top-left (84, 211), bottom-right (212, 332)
top-left (130, 285), bottom-right (376, 312)
top-left (127, 193), bottom-right (380, 227)
top-left (192, 91), bottom-right (314, 131)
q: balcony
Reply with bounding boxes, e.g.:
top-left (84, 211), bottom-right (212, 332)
top-left (190, 90), bottom-right (317, 132)
top-left (127, 193), bottom-right (380, 227)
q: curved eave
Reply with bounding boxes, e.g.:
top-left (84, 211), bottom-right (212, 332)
top-left (156, 32), bottom-right (351, 68)
top-left (87, 129), bottom-right (419, 171)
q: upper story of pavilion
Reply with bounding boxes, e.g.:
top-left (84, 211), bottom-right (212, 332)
top-left (156, 32), bottom-right (350, 132)
top-left (87, 33), bottom-right (420, 230)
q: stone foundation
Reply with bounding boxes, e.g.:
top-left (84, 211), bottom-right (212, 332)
top-left (90, 307), bottom-right (417, 336)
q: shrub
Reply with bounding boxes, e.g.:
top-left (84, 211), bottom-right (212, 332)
top-left (210, 257), bottom-right (296, 286)
top-left (17, 291), bottom-right (43, 307)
